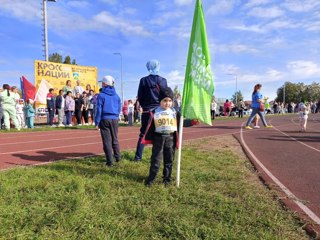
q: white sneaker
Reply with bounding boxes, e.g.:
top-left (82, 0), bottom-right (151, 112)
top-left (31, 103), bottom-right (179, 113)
top-left (84, 123), bottom-right (89, 126)
top-left (58, 124), bottom-right (64, 127)
top-left (78, 124), bottom-right (82, 126)
top-left (253, 126), bottom-right (260, 129)
top-left (50, 125), bottom-right (56, 128)
top-left (68, 124), bottom-right (73, 127)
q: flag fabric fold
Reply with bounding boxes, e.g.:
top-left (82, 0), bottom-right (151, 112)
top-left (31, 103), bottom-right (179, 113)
top-left (34, 79), bottom-right (53, 104)
top-left (181, 0), bottom-right (214, 126)
top-left (20, 76), bottom-right (36, 101)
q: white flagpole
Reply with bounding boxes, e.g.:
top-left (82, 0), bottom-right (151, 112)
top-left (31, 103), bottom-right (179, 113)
top-left (176, 114), bottom-right (184, 187)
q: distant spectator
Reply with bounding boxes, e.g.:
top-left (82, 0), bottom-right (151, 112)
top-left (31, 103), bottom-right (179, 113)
top-left (128, 99), bottom-right (134, 126)
top-left (0, 84), bottom-right (20, 130)
top-left (46, 88), bottom-right (56, 127)
top-left (56, 89), bottom-right (65, 127)
top-left (62, 80), bottom-right (73, 96)
top-left (122, 100), bottom-right (128, 123)
top-left (74, 80), bottom-right (84, 96)
top-left (211, 98), bottom-right (217, 120)
top-left (223, 99), bottom-right (232, 116)
top-left (25, 99), bottom-right (35, 129)
top-left (65, 91), bottom-right (75, 126)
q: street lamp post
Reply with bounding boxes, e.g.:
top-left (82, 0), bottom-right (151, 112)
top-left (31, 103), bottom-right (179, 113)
top-left (42, 0), bottom-right (56, 62)
top-left (113, 53), bottom-right (124, 104)
top-left (228, 74), bottom-right (238, 104)
top-left (283, 82), bottom-right (286, 104)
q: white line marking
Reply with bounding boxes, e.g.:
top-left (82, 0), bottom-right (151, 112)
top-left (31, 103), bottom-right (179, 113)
top-left (240, 123), bottom-right (320, 225)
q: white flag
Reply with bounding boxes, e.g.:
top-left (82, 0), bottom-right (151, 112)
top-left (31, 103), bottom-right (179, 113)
top-left (34, 79), bottom-right (53, 104)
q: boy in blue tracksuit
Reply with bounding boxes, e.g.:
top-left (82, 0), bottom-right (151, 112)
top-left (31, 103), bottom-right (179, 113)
top-left (95, 75), bottom-right (121, 167)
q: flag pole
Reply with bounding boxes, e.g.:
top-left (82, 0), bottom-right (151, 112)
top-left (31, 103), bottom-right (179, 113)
top-left (176, 114), bottom-right (184, 187)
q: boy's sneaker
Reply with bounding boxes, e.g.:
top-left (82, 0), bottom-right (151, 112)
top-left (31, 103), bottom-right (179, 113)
top-left (50, 125), bottom-right (56, 128)
top-left (245, 126), bottom-right (252, 130)
top-left (253, 126), bottom-right (260, 129)
top-left (265, 125), bottom-right (273, 128)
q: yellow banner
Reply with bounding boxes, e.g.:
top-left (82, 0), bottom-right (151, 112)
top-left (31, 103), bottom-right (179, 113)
top-left (34, 60), bottom-right (98, 114)
top-left (34, 60), bottom-right (98, 93)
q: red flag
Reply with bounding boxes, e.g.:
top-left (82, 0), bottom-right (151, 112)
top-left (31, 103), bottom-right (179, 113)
top-left (21, 76), bottom-right (36, 101)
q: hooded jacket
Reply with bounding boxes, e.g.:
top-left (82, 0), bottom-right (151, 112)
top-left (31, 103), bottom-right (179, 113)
top-left (137, 75), bottom-right (167, 111)
top-left (95, 86), bottom-right (121, 125)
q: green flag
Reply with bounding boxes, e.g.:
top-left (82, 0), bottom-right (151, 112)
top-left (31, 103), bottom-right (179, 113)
top-left (181, 0), bottom-right (214, 126)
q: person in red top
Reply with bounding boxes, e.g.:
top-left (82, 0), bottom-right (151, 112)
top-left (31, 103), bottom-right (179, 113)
top-left (122, 100), bottom-right (128, 123)
top-left (223, 99), bottom-right (232, 116)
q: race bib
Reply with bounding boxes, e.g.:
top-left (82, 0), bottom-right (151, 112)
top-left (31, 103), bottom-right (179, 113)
top-left (154, 110), bottom-right (177, 134)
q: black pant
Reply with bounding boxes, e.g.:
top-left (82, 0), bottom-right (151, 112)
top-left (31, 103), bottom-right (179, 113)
top-left (211, 110), bottom-right (215, 120)
top-left (99, 119), bottom-right (121, 166)
top-left (147, 133), bottom-right (175, 183)
top-left (82, 109), bottom-right (88, 123)
top-left (75, 109), bottom-right (82, 124)
top-left (134, 112), bottom-right (152, 160)
top-left (238, 109), bottom-right (243, 118)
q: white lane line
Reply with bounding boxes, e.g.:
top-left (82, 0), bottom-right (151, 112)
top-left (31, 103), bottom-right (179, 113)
top-left (0, 137), bottom-right (138, 155)
top-left (269, 119), bottom-right (320, 153)
top-left (240, 123), bottom-right (320, 225)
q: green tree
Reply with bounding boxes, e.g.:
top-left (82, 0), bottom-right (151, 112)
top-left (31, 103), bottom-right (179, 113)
top-left (276, 82), bottom-right (320, 103)
top-left (48, 53), bottom-right (77, 65)
top-left (63, 56), bottom-right (71, 64)
top-left (48, 52), bottom-right (62, 63)
top-left (231, 90), bottom-right (243, 104)
top-left (173, 85), bottom-right (181, 98)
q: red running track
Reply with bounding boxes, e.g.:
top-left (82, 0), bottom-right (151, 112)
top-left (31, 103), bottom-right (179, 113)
top-left (0, 115), bottom-right (320, 231)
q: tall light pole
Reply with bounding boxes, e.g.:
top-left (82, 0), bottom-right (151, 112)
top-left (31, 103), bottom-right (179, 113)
top-left (283, 82), bottom-right (286, 104)
top-left (228, 73), bottom-right (238, 104)
top-left (42, 0), bottom-right (56, 61)
top-left (113, 53), bottom-right (124, 104)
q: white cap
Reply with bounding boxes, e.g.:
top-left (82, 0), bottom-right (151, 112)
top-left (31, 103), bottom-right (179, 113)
top-left (101, 75), bottom-right (115, 86)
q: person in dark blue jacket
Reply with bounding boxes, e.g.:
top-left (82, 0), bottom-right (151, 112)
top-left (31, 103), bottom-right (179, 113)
top-left (46, 88), bottom-right (56, 127)
top-left (134, 59), bottom-right (168, 161)
top-left (95, 75), bottom-right (121, 167)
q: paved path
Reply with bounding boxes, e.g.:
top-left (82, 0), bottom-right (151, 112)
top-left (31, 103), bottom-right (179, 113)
top-left (0, 114), bottom-right (319, 230)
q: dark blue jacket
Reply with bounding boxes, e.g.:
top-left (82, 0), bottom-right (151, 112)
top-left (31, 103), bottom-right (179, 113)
top-left (55, 95), bottom-right (63, 109)
top-left (137, 75), bottom-right (167, 111)
top-left (95, 86), bottom-right (121, 125)
top-left (46, 93), bottom-right (55, 109)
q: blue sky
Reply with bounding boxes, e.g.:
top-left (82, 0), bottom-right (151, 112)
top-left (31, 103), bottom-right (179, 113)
top-left (0, 0), bottom-right (319, 101)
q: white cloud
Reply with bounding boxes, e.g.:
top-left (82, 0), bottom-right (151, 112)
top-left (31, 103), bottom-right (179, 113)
top-left (174, 0), bottom-right (193, 6)
top-left (207, 0), bottom-right (237, 15)
top-left (225, 23), bottom-right (264, 33)
top-left (287, 60), bottom-right (320, 77)
top-left (0, 0), bottom-right (41, 21)
top-left (305, 21), bottom-right (320, 32)
top-left (99, 0), bottom-right (117, 5)
top-left (214, 44), bottom-right (259, 54)
top-left (264, 19), bottom-right (300, 31)
top-left (159, 25), bottom-right (190, 38)
top-left (283, 0), bottom-right (320, 12)
top-left (67, 1), bottom-right (89, 8)
top-left (247, 6), bottom-right (284, 18)
top-left (164, 70), bottom-right (185, 87)
top-left (244, 0), bottom-right (272, 8)
top-left (94, 11), bottom-right (151, 36)
top-left (150, 11), bottom-right (185, 26)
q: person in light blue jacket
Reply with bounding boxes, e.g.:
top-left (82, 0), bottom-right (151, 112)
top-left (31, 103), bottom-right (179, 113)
top-left (25, 99), bottom-right (35, 129)
top-left (245, 84), bottom-right (272, 129)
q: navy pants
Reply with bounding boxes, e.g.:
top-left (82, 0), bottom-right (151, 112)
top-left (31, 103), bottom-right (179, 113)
top-left (99, 119), bottom-right (121, 166)
top-left (147, 133), bottom-right (175, 184)
top-left (134, 112), bottom-right (152, 160)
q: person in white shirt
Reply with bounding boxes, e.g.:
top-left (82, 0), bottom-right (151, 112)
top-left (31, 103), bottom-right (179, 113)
top-left (298, 102), bottom-right (310, 132)
top-left (211, 99), bottom-right (217, 120)
top-left (11, 86), bottom-right (20, 105)
top-left (16, 99), bottom-right (26, 128)
top-left (74, 80), bottom-right (84, 96)
top-left (128, 99), bottom-right (134, 126)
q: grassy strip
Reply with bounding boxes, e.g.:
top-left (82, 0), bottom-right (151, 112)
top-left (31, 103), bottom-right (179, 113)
top-left (0, 136), bottom-right (307, 239)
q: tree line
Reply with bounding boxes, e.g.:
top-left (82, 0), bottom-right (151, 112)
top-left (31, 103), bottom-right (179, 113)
top-left (276, 82), bottom-right (320, 103)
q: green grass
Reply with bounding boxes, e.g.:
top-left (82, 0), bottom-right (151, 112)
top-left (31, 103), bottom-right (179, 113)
top-left (0, 137), bottom-right (307, 239)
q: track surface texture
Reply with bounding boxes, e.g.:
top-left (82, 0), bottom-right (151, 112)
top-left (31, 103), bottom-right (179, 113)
top-left (1, 114), bottom-right (319, 234)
